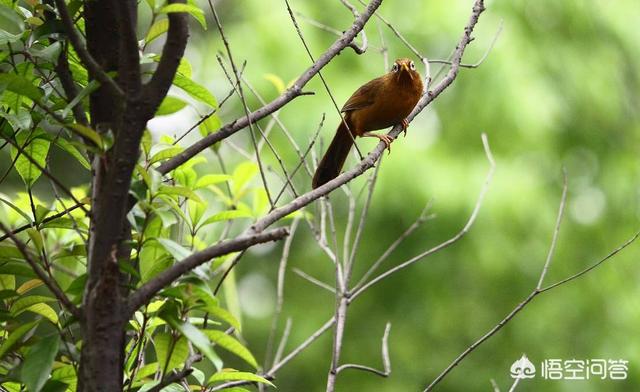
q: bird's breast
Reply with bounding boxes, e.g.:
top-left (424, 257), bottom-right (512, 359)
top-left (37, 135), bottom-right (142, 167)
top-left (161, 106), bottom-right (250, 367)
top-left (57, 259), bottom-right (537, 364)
top-left (350, 81), bottom-right (422, 134)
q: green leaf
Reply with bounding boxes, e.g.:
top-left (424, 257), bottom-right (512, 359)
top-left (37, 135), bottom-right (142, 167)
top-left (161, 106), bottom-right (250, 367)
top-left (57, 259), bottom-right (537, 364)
top-left (194, 174), bottom-right (231, 189)
top-left (0, 29), bottom-right (22, 45)
top-left (199, 114), bottom-right (221, 136)
top-left (10, 130), bottom-right (51, 187)
top-left (198, 210), bottom-right (252, 230)
top-left (0, 274), bottom-right (15, 290)
top-left (21, 335), bottom-right (60, 392)
top-left (0, 196), bottom-right (33, 223)
top-left (141, 129), bottom-right (153, 157)
top-left (173, 74), bottom-right (217, 107)
top-left (232, 162), bottom-right (259, 196)
top-left (158, 185), bottom-right (203, 203)
top-left (149, 146), bottom-right (183, 165)
top-left (139, 242), bottom-right (171, 283)
top-left (156, 238), bottom-right (190, 261)
top-left (0, 73), bottom-right (42, 101)
top-left (16, 279), bottom-right (43, 294)
top-left (160, 3), bottom-right (207, 29)
top-left (203, 304), bottom-right (241, 331)
top-left (53, 137), bottom-right (90, 169)
top-left (24, 303), bottom-right (58, 324)
top-left (177, 58), bottom-right (192, 78)
top-left (10, 295), bottom-right (56, 316)
top-left (61, 79), bottom-right (99, 119)
top-left (70, 124), bottom-right (104, 149)
top-left (0, 321), bottom-right (39, 360)
top-left (29, 41), bottom-right (62, 63)
top-left (204, 330), bottom-right (257, 369)
top-left (154, 333), bottom-right (188, 373)
top-left (208, 371), bottom-right (274, 387)
top-left (1, 382), bottom-right (22, 392)
top-left (0, 3), bottom-right (25, 33)
top-left (170, 320), bottom-right (221, 369)
top-left (145, 18), bottom-right (169, 44)
top-left (0, 262), bottom-right (37, 278)
top-left (50, 364), bottom-right (76, 390)
top-left (156, 95), bottom-right (187, 116)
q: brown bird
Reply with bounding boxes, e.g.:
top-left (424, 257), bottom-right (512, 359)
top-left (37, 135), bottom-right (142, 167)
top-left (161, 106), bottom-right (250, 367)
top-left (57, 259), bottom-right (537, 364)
top-left (312, 58), bottom-right (423, 189)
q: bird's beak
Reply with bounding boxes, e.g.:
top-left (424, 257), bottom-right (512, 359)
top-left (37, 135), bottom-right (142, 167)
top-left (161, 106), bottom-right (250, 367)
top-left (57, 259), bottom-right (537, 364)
top-left (401, 63), bottom-right (409, 73)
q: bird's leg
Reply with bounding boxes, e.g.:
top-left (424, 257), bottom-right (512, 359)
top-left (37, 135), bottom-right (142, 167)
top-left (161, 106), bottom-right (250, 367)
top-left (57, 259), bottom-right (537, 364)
top-left (401, 119), bottom-right (409, 137)
top-left (362, 132), bottom-right (393, 153)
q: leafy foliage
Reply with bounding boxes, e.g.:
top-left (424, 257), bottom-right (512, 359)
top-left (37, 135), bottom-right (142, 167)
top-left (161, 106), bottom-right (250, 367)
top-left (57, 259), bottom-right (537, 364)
top-left (0, 0), bottom-right (266, 390)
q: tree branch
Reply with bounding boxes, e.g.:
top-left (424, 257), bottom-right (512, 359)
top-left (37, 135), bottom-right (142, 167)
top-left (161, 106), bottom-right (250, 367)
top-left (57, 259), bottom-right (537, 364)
top-left (247, 0), bottom-right (486, 235)
top-left (126, 227), bottom-right (289, 316)
top-left (423, 183), bottom-right (639, 390)
top-left (0, 222), bottom-right (81, 318)
top-left (53, 0), bottom-right (124, 97)
top-left (0, 202), bottom-right (85, 243)
top-left (142, 0), bottom-right (189, 115)
top-left (157, 0), bottom-right (383, 174)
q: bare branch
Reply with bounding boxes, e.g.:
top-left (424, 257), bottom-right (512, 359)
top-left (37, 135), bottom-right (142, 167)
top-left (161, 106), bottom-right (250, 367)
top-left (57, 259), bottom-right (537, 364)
top-left (157, 0), bottom-right (383, 174)
top-left (127, 228), bottom-right (289, 315)
top-left (265, 219), bottom-right (300, 368)
top-left (352, 133), bottom-right (494, 299)
top-left (292, 268), bottom-right (336, 294)
top-left (284, 0), bottom-right (364, 160)
top-left (536, 169), bottom-right (567, 289)
top-left (353, 201), bottom-right (433, 291)
top-left (248, 0), bottom-right (486, 235)
top-left (423, 192), bottom-right (639, 391)
top-left (540, 231), bottom-right (640, 293)
top-left (335, 322), bottom-right (391, 377)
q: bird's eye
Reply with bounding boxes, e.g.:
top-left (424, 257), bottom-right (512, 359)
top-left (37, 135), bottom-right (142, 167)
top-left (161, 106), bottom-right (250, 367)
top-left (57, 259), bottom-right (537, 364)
top-left (410, 61), bottom-right (416, 70)
top-left (391, 63), bottom-right (399, 72)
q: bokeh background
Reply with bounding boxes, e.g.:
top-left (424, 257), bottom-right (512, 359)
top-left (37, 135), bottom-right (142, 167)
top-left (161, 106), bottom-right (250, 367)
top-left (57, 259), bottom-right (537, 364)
top-left (3, 0), bottom-right (640, 390)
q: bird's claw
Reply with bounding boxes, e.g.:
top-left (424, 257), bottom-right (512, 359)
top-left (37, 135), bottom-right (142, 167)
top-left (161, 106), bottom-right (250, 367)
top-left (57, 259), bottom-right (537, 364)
top-left (363, 132), bottom-right (393, 154)
top-left (380, 134), bottom-right (393, 153)
top-left (401, 119), bottom-right (409, 137)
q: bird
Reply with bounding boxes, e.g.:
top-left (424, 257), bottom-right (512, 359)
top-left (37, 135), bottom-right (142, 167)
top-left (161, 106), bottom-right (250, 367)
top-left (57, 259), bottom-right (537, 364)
top-left (312, 58), bottom-right (423, 189)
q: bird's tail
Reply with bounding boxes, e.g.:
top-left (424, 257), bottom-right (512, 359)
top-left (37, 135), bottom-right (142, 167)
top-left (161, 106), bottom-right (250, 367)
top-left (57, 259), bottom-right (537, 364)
top-left (312, 121), bottom-right (354, 189)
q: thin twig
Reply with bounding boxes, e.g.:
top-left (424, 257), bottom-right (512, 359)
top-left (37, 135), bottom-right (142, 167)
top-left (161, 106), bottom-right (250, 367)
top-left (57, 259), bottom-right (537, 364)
top-left (284, 0), bottom-right (364, 160)
top-left (335, 322), bottom-right (391, 377)
top-left (264, 218), bottom-right (300, 368)
top-left (292, 268), bottom-right (336, 294)
top-left (157, 0), bottom-right (382, 174)
top-left (352, 133), bottom-right (494, 299)
top-left (423, 192), bottom-right (639, 391)
top-left (209, 4), bottom-right (275, 209)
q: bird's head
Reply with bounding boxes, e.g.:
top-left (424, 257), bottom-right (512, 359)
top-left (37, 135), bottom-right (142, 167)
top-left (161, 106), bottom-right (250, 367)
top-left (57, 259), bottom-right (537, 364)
top-left (390, 58), bottom-right (420, 82)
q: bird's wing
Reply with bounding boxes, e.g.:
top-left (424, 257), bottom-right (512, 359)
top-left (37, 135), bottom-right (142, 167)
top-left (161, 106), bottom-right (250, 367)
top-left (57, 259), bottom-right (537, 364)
top-left (340, 77), bottom-right (381, 112)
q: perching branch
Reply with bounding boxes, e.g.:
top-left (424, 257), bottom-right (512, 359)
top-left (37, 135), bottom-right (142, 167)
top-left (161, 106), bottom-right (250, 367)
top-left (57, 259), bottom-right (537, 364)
top-left (126, 227), bottom-right (290, 316)
top-left (247, 0), bottom-right (486, 235)
top-left (157, 0), bottom-right (383, 174)
top-left (0, 222), bottom-right (80, 318)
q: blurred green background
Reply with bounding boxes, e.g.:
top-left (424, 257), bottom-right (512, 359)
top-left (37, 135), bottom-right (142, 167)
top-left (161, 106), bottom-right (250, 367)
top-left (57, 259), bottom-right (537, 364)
top-left (4, 0), bottom-right (640, 390)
